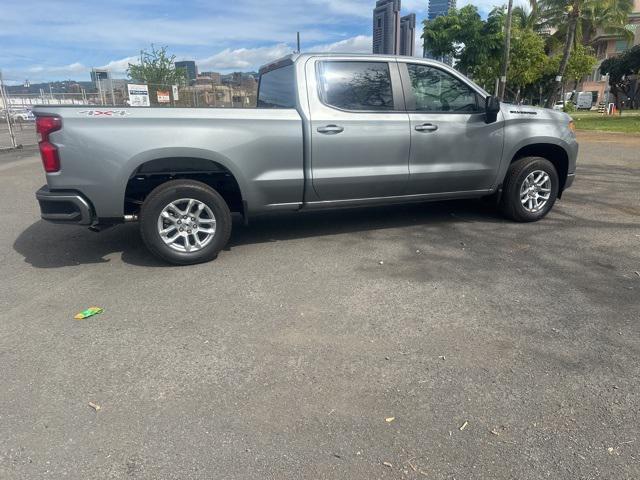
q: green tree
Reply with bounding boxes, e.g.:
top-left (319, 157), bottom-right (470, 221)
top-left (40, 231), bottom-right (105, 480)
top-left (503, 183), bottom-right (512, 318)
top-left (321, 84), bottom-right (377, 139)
top-left (538, 0), bottom-right (633, 107)
top-left (512, 1), bottom-right (544, 32)
top-left (600, 45), bottom-right (640, 108)
top-left (532, 44), bottom-right (597, 105)
top-left (565, 44), bottom-right (598, 87)
top-left (508, 28), bottom-right (548, 101)
top-left (580, 0), bottom-right (634, 44)
top-left (127, 45), bottom-right (187, 105)
top-left (421, 5), bottom-right (503, 90)
top-left (422, 5), bottom-right (549, 100)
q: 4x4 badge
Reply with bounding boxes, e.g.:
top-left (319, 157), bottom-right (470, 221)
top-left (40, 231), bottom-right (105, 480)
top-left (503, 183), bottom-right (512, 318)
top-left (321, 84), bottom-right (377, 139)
top-left (78, 110), bottom-right (131, 117)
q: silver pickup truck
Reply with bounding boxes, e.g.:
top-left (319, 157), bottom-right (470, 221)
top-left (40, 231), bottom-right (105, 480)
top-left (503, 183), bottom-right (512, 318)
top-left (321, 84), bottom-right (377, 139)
top-left (34, 53), bottom-right (578, 265)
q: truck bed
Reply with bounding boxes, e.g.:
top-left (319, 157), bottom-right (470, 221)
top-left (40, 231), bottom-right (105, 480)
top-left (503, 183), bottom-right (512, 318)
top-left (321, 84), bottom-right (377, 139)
top-left (33, 106), bottom-right (304, 218)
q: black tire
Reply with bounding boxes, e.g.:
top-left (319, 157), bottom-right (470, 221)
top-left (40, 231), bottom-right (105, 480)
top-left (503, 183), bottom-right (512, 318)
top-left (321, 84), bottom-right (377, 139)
top-left (500, 156), bottom-right (559, 222)
top-left (139, 179), bottom-right (232, 265)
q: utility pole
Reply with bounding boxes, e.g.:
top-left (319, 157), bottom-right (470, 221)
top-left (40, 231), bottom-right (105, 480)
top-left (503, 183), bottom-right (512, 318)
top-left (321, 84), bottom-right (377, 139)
top-left (107, 71), bottom-right (115, 105)
top-left (498, 0), bottom-right (513, 101)
top-left (296, 32), bottom-right (301, 53)
top-left (0, 70), bottom-right (18, 148)
top-left (96, 76), bottom-right (105, 106)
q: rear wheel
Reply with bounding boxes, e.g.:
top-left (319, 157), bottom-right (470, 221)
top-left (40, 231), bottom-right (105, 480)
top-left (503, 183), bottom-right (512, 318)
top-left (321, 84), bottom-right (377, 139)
top-left (500, 156), bottom-right (559, 222)
top-left (139, 179), bottom-right (232, 265)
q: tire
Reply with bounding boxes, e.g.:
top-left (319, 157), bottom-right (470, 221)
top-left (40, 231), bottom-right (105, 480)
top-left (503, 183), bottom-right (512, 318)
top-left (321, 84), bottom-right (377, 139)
top-left (139, 179), bottom-right (232, 265)
top-left (500, 156), bottom-right (559, 222)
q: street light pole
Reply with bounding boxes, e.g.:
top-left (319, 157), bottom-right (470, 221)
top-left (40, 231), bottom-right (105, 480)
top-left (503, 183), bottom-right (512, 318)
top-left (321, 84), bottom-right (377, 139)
top-left (0, 70), bottom-right (17, 148)
top-left (498, 0), bottom-right (513, 101)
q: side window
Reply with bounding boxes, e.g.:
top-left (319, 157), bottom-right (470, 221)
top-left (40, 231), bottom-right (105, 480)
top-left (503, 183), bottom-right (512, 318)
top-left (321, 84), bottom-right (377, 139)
top-left (257, 64), bottom-right (296, 108)
top-left (317, 61), bottom-right (394, 111)
top-left (407, 64), bottom-right (480, 113)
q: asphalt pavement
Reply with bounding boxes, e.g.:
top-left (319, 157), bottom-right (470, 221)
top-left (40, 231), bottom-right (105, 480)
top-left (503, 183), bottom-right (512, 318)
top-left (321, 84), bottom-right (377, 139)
top-left (0, 132), bottom-right (638, 479)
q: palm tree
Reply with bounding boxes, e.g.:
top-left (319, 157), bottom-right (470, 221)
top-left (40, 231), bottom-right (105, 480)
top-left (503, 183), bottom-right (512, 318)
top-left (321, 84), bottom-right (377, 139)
top-left (580, 0), bottom-right (634, 44)
top-left (512, 1), bottom-right (543, 31)
top-left (538, 0), bottom-right (633, 107)
top-left (499, 0), bottom-right (514, 100)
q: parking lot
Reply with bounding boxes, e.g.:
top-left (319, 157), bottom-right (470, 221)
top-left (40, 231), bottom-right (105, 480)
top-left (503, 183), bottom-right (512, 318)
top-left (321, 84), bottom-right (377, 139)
top-left (1, 132), bottom-right (638, 479)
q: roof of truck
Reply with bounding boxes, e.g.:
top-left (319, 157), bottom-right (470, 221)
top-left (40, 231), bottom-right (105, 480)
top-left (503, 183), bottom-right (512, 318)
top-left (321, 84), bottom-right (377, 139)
top-left (258, 52), bottom-right (451, 74)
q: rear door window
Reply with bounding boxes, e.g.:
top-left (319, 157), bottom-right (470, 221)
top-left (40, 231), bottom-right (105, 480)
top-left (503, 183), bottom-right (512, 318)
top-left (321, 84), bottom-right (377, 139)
top-left (317, 61), bottom-right (394, 111)
top-left (257, 64), bottom-right (296, 108)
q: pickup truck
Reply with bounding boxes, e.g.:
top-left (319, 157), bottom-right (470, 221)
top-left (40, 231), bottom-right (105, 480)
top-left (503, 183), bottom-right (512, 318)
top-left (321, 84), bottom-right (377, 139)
top-left (34, 53), bottom-right (578, 265)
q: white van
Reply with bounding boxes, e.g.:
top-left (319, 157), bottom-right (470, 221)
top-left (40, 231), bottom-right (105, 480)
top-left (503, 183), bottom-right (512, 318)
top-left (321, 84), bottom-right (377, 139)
top-left (576, 92), bottom-right (593, 110)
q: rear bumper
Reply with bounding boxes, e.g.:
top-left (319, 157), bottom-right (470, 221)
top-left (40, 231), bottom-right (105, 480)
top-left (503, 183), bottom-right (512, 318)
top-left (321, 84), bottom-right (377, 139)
top-left (36, 186), bottom-right (95, 225)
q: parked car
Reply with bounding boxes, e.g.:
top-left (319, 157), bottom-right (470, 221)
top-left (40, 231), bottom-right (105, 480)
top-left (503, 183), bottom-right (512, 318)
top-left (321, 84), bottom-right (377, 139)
top-left (553, 101), bottom-right (565, 111)
top-left (6, 108), bottom-right (35, 122)
top-left (33, 53), bottom-right (578, 265)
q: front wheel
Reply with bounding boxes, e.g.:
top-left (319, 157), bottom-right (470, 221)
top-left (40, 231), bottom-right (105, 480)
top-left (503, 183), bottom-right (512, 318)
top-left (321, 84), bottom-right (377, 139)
top-left (500, 157), bottom-right (559, 222)
top-left (139, 179), bottom-right (232, 265)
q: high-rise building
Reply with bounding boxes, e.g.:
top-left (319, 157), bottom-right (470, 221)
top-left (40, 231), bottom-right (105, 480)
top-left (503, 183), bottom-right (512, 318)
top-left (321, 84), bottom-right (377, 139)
top-left (373, 0), bottom-right (401, 55)
top-left (399, 13), bottom-right (416, 56)
top-left (427, 0), bottom-right (456, 21)
top-left (175, 61), bottom-right (197, 82)
top-left (424, 0), bottom-right (456, 63)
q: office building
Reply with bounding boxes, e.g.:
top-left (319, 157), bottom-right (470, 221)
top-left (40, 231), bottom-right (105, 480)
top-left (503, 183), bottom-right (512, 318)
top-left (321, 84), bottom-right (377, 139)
top-left (200, 71), bottom-right (222, 84)
top-left (373, 0), bottom-right (401, 55)
top-left (427, 0), bottom-right (456, 21)
top-left (399, 13), bottom-right (416, 56)
top-left (175, 61), bottom-right (197, 82)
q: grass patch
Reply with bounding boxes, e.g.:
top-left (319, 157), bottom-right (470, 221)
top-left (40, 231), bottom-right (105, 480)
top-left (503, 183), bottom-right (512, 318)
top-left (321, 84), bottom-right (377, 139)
top-left (571, 111), bottom-right (640, 133)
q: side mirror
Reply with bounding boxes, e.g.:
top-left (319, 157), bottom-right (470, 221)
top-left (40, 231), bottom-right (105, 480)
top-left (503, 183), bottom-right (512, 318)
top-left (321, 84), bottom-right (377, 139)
top-left (485, 96), bottom-right (500, 124)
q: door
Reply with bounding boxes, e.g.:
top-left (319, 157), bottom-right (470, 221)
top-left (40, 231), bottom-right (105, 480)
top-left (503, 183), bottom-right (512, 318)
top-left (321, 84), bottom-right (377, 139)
top-left (307, 59), bottom-right (410, 200)
top-left (400, 62), bottom-right (504, 195)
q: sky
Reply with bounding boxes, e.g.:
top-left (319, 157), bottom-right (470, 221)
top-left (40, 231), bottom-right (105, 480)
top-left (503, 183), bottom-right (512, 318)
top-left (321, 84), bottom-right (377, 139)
top-left (0, 0), bottom-right (525, 85)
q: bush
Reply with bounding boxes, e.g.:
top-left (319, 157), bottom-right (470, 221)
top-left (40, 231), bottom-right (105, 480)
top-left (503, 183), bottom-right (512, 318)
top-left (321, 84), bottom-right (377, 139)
top-left (563, 102), bottom-right (576, 113)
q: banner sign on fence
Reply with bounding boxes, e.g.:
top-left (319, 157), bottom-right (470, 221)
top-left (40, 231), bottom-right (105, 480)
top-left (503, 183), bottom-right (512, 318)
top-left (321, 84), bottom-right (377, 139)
top-left (127, 84), bottom-right (150, 107)
top-left (157, 90), bottom-right (170, 103)
top-left (172, 85), bottom-right (179, 101)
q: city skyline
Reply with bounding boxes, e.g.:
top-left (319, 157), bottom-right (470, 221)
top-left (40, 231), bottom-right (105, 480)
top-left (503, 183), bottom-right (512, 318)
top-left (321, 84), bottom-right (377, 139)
top-left (0, 0), bottom-right (527, 85)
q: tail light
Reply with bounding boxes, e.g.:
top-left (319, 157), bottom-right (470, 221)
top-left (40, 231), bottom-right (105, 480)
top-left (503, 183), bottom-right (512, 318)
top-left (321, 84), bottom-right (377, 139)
top-left (36, 116), bottom-right (62, 172)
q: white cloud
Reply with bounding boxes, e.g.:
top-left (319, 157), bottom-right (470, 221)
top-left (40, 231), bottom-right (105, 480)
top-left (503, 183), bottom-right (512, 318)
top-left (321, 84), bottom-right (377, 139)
top-left (198, 44), bottom-right (294, 71)
top-left (97, 57), bottom-right (138, 75)
top-left (13, 58), bottom-right (136, 82)
top-left (198, 35), bottom-right (374, 71)
top-left (309, 35), bottom-right (372, 53)
top-left (26, 62), bottom-right (87, 76)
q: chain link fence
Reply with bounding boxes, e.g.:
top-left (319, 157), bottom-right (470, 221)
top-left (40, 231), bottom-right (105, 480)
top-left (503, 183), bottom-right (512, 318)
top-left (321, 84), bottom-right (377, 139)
top-left (1, 79), bottom-right (258, 149)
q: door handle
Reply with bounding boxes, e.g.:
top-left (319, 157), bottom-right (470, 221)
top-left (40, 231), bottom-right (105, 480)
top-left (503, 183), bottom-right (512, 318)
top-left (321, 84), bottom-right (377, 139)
top-left (317, 124), bottom-right (344, 134)
top-left (415, 123), bottom-right (438, 132)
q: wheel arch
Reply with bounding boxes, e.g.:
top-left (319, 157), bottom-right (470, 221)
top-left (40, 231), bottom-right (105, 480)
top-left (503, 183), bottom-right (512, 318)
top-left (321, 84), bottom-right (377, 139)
top-left (123, 150), bottom-right (247, 219)
top-left (509, 142), bottom-right (570, 196)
